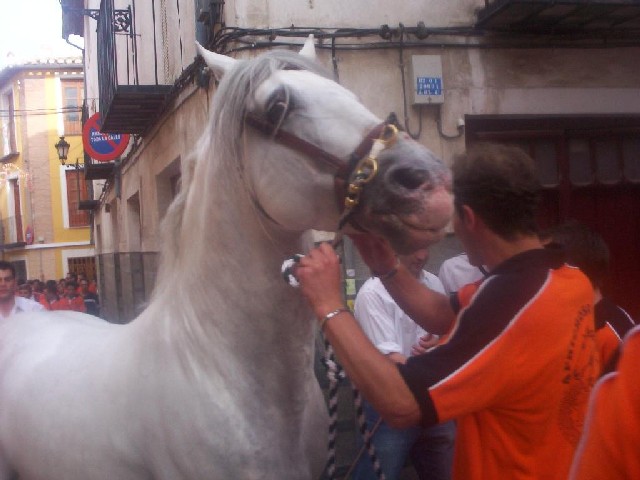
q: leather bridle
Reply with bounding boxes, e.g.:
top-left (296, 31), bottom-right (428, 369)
top-left (244, 113), bottom-right (399, 230)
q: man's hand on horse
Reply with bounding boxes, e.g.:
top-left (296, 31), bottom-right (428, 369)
top-left (296, 243), bottom-right (345, 319)
top-left (350, 233), bottom-right (398, 277)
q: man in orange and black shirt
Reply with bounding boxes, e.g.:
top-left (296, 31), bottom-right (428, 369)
top-left (297, 144), bottom-right (598, 480)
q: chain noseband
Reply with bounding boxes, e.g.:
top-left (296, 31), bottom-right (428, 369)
top-left (337, 124), bottom-right (398, 229)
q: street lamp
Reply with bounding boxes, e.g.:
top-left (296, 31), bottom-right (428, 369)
top-left (54, 136), bottom-right (71, 165)
top-left (52, 136), bottom-right (95, 213)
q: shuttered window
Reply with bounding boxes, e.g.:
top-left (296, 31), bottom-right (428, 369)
top-left (66, 169), bottom-right (90, 227)
top-left (62, 80), bottom-right (83, 136)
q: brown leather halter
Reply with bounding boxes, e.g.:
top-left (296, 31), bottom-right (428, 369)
top-left (244, 113), bottom-right (399, 228)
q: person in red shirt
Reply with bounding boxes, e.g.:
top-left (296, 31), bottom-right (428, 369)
top-left (296, 143), bottom-right (597, 480)
top-left (56, 281), bottom-right (86, 313)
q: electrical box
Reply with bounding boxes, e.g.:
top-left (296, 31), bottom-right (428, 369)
top-left (409, 55), bottom-right (444, 105)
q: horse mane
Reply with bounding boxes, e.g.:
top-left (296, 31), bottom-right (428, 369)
top-left (154, 49), bottom-right (332, 297)
top-left (208, 49), bottom-right (332, 175)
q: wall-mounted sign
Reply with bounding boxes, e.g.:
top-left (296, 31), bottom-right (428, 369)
top-left (82, 113), bottom-right (130, 162)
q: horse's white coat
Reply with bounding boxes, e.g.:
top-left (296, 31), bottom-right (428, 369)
top-left (0, 38), bottom-right (452, 480)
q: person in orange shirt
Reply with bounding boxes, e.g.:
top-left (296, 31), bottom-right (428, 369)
top-left (39, 280), bottom-right (61, 311)
top-left (546, 220), bottom-right (636, 374)
top-left (569, 325), bottom-right (640, 480)
top-left (296, 143), bottom-right (597, 480)
top-left (56, 281), bottom-right (86, 313)
top-left (77, 272), bottom-right (98, 294)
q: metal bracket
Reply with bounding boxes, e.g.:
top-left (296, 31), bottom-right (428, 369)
top-left (64, 7), bottom-right (132, 34)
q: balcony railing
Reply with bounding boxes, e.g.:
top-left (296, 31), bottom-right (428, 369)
top-left (97, 0), bottom-right (172, 135)
top-left (477, 0), bottom-right (640, 33)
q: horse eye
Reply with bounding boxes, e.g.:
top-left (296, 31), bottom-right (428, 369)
top-left (265, 86), bottom-right (291, 126)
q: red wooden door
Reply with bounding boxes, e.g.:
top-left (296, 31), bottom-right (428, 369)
top-left (468, 116), bottom-right (640, 320)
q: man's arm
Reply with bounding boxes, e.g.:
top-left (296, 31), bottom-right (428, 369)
top-left (296, 243), bottom-right (421, 428)
top-left (351, 234), bottom-right (455, 335)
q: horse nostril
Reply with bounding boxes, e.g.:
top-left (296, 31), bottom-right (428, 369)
top-left (391, 168), bottom-right (429, 190)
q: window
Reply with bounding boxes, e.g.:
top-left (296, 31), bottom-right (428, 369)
top-left (127, 192), bottom-right (141, 251)
top-left (10, 260), bottom-right (27, 284)
top-left (9, 179), bottom-right (23, 243)
top-left (67, 256), bottom-right (97, 282)
top-left (156, 157), bottom-right (181, 220)
top-left (62, 80), bottom-right (83, 135)
top-left (66, 169), bottom-right (90, 227)
top-left (1, 90), bottom-right (17, 156)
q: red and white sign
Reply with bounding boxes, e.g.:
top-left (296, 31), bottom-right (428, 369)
top-left (82, 113), bottom-right (130, 162)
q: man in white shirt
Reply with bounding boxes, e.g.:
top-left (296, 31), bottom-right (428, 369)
top-left (437, 253), bottom-right (485, 295)
top-left (353, 248), bottom-right (455, 480)
top-left (0, 261), bottom-right (45, 319)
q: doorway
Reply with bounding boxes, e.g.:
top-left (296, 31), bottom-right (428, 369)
top-left (466, 115), bottom-right (640, 319)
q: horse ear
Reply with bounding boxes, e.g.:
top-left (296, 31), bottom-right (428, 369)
top-left (196, 42), bottom-right (237, 80)
top-left (299, 34), bottom-right (316, 61)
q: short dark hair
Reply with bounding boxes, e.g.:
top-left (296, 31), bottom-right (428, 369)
top-left (546, 220), bottom-right (610, 288)
top-left (0, 261), bottom-right (16, 279)
top-left (45, 279), bottom-right (59, 294)
top-left (452, 143), bottom-right (541, 240)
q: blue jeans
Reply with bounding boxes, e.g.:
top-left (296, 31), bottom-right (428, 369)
top-left (352, 401), bottom-right (455, 480)
top-left (410, 419), bottom-right (456, 480)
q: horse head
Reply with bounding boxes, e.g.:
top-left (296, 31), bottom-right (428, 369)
top-left (197, 37), bottom-right (452, 254)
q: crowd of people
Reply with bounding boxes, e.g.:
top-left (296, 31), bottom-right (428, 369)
top-left (0, 263), bottom-right (100, 319)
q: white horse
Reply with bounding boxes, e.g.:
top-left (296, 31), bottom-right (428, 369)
top-left (0, 38), bottom-right (452, 479)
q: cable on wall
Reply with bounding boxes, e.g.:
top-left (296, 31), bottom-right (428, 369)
top-left (397, 24), bottom-right (422, 140)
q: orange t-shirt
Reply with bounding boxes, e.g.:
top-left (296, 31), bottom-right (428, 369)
top-left (593, 298), bottom-right (635, 373)
top-left (39, 294), bottom-right (60, 311)
top-left (399, 248), bottom-right (598, 480)
top-left (53, 295), bottom-right (86, 313)
top-left (569, 325), bottom-right (640, 479)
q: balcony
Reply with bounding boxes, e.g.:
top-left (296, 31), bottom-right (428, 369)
top-left (97, 0), bottom-right (172, 134)
top-left (78, 200), bottom-right (101, 211)
top-left (477, 0), bottom-right (640, 33)
top-left (62, 0), bottom-right (172, 135)
top-left (84, 161), bottom-right (116, 181)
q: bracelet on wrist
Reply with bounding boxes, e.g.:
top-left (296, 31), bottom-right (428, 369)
top-left (319, 307), bottom-right (350, 332)
top-left (372, 258), bottom-right (400, 280)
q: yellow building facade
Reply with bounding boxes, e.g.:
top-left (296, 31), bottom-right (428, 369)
top-left (0, 57), bottom-right (95, 283)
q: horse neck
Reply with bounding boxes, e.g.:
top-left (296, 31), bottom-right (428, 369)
top-left (146, 165), bottom-right (316, 379)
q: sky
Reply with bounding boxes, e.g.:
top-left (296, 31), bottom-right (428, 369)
top-left (0, 0), bottom-right (82, 68)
